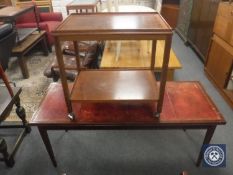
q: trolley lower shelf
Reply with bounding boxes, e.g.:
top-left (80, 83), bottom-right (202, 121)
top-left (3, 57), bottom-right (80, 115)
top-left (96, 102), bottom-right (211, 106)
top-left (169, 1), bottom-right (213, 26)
top-left (70, 70), bottom-right (159, 103)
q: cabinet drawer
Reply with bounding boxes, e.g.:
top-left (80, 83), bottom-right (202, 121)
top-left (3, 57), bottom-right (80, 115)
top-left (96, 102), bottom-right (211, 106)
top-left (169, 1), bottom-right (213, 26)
top-left (213, 2), bottom-right (233, 46)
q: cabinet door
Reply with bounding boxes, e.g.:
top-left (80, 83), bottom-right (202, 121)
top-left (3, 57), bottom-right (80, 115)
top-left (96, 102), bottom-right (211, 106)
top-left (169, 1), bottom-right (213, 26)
top-left (206, 36), bottom-right (233, 88)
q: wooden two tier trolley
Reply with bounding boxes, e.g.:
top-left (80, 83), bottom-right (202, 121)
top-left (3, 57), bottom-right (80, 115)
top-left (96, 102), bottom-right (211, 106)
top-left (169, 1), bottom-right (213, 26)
top-left (52, 12), bottom-right (173, 120)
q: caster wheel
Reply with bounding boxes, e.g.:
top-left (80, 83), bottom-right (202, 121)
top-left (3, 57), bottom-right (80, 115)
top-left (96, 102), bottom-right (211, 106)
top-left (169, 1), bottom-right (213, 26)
top-left (153, 112), bottom-right (160, 118)
top-left (68, 113), bottom-right (75, 121)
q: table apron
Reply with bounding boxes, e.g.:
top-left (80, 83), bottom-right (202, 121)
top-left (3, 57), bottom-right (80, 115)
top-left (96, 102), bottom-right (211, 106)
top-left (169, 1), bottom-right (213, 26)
top-left (36, 124), bottom-right (219, 130)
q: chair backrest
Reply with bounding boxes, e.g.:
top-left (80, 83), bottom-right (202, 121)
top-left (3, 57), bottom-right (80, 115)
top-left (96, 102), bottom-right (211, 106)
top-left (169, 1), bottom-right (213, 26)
top-left (0, 23), bottom-right (16, 71)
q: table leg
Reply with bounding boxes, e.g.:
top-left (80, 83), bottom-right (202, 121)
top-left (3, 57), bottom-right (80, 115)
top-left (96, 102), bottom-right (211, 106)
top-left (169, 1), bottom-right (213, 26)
top-left (196, 126), bottom-right (216, 166)
top-left (167, 70), bottom-right (174, 80)
top-left (18, 56), bottom-right (29, 79)
top-left (115, 41), bottom-right (121, 61)
top-left (38, 127), bottom-right (57, 167)
top-left (41, 37), bottom-right (49, 56)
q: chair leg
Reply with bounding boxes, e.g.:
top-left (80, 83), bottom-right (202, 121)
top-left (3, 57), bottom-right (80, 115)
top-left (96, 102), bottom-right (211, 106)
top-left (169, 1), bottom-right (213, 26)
top-left (15, 97), bottom-right (31, 133)
top-left (0, 138), bottom-right (15, 167)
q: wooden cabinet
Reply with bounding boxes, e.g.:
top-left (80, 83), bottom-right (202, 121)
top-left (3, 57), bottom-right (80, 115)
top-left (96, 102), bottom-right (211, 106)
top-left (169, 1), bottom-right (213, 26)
top-left (187, 0), bottom-right (220, 62)
top-left (176, 0), bottom-right (193, 43)
top-left (205, 2), bottom-right (233, 109)
top-left (161, 0), bottom-right (180, 29)
top-left (206, 35), bottom-right (233, 88)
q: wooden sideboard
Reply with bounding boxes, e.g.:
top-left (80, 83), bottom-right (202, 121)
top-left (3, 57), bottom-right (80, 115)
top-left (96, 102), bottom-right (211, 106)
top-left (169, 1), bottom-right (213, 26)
top-left (205, 2), bottom-right (233, 109)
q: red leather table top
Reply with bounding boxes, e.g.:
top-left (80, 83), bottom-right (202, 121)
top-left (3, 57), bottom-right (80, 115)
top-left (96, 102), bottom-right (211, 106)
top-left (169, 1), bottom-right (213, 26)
top-left (30, 82), bottom-right (226, 127)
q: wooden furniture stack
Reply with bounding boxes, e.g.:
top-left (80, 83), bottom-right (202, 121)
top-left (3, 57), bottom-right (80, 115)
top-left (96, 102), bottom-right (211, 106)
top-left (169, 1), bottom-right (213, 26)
top-left (205, 1), bottom-right (233, 109)
top-left (31, 11), bottom-right (226, 167)
top-left (52, 12), bottom-right (172, 120)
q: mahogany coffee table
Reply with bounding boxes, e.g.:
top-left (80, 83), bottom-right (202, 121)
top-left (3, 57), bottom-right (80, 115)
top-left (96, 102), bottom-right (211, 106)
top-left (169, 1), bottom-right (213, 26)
top-left (30, 81), bottom-right (226, 167)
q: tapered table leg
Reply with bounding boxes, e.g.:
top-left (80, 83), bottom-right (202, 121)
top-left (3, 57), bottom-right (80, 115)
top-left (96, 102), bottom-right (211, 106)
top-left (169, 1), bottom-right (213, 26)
top-left (38, 127), bottom-right (57, 167)
top-left (196, 126), bottom-right (216, 166)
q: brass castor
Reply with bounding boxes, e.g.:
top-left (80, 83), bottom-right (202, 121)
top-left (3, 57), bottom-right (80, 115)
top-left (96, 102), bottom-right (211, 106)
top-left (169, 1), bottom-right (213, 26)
top-left (68, 113), bottom-right (75, 121)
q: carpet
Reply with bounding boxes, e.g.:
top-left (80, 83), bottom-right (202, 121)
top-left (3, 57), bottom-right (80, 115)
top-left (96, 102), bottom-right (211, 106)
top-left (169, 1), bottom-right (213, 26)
top-left (5, 49), bottom-right (54, 121)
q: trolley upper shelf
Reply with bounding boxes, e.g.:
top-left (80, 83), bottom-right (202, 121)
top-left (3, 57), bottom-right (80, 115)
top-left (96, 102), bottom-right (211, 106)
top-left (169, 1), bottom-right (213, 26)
top-left (52, 12), bottom-right (172, 40)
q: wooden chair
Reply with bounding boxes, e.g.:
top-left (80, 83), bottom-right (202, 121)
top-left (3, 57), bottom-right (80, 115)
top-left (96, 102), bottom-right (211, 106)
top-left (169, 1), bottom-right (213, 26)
top-left (0, 24), bottom-right (31, 167)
